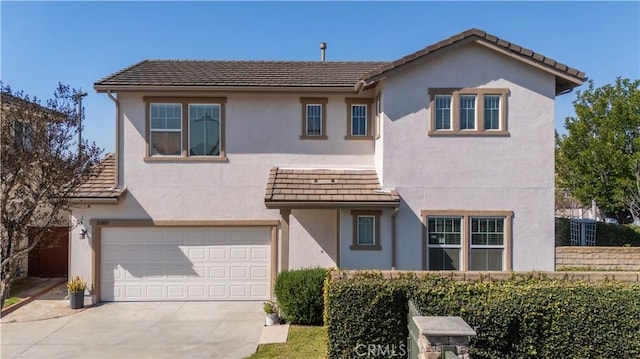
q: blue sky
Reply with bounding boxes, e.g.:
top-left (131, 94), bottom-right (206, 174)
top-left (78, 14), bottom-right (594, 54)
top-left (2, 1), bottom-right (639, 153)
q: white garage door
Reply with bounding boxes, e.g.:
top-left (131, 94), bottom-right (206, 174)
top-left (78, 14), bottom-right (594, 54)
top-left (100, 227), bottom-right (271, 301)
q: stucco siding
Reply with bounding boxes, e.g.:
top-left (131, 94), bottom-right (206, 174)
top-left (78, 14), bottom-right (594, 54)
top-left (381, 43), bottom-right (557, 271)
top-left (117, 92), bottom-right (376, 221)
top-left (339, 209), bottom-right (393, 269)
top-left (289, 209), bottom-right (337, 269)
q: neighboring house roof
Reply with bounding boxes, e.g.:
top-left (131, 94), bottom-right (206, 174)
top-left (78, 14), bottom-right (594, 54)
top-left (94, 60), bottom-right (388, 91)
top-left (71, 153), bottom-right (126, 204)
top-left (359, 28), bottom-right (586, 95)
top-left (265, 167), bottom-right (399, 209)
top-left (94, 28), bottom-right (585, 95)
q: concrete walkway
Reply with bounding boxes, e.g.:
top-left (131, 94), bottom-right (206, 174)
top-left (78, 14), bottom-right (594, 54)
top-left (2, 301), bottom-right (265, 359)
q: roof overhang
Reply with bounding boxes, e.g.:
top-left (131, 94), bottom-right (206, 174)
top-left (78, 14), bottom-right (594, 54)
top-left (94, 85), bottom-right (361, 94)
top-left (265, 200), bottom-right (399, 210)
top-left (69, 190), bottom-right (127, 205)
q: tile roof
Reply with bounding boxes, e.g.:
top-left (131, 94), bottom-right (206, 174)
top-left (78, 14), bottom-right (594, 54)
top-left (360, 28), bottom-right (586, 94)
top-left (265, 167), bottom-right (399, 208)
top-left (72, 153), bottom-right (126, 202)
top-left (94, 60), bottom-right (388, 89)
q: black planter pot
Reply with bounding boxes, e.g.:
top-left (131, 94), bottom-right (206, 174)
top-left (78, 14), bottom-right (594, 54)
top-left (69, 291), bottom-right (84, 309)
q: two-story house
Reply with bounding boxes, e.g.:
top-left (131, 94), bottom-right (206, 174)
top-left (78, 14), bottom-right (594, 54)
top-left (70, 29), bottom-right (585, 303)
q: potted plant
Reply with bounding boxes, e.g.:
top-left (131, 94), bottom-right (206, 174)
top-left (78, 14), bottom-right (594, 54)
top-left (67, 275), bottom-right (87, 309)
top-left (263, 300), bottom-right (279, 326)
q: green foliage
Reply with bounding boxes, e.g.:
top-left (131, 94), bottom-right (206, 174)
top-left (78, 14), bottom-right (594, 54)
top-left (274, 267), bottom-right (329, 325)
top-left (555, 217), bottom-right (640, 246)
top-left (325, 272), bottom-right (640, 359)
top-left (556, 78), bottom-right (640, 215)
top-left (324, 272), bottom-right (414, 359)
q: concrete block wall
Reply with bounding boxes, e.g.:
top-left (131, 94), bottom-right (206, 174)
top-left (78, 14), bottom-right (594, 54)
top-left (556, 246), bottom-right (640, 271)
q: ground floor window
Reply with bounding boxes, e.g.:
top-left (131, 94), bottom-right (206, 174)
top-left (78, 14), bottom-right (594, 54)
top-left (422, 211), bottom-right (512, 271)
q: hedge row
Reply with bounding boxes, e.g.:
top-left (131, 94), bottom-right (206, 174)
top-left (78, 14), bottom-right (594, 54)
top-left (324, 271), bottom-right (640, 359)
top-left (556, 217), bottom-right (640, 246)
top-left (274, 267), bottom-right (329, 325)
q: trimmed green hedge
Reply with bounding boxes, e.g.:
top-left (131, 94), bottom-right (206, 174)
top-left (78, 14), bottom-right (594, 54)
top-left (556, 217), bottom-right (640, 246)
top-left (274, 267), bottom-right (329, 325)
top-left (324, 272), bottom-right (640, 359)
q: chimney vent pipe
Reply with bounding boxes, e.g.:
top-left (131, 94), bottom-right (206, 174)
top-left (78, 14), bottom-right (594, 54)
top-left (320, 42), bottom-right (327, 62)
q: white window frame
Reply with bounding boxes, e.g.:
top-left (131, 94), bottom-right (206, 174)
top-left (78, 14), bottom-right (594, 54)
top-left (306, 104), bottom-right (323, 137)
top-left (469, 217), bottom-right (505, 271)
top-left (149, 103), bottom-right (182, 157)
top-left (483, 95), bottom-right (502, 131)
top-left (356, 215), bottom-right (376, 246)
top-left (350, 104), bottom-right (368, 137)
top-left (421, 210), bottom-right (512, 271)
top-left (434, 95), bottom-right (452, 130)
top-left (459, 94), bottom-right (477, 130)
top-left (188, 103), bottom-right (221, 157)
top-left (426, 216), bottom-right (462, 271)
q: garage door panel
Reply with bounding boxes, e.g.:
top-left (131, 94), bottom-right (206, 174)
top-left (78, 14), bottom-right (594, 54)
top-left (101, 227), bottom-right (271, 301)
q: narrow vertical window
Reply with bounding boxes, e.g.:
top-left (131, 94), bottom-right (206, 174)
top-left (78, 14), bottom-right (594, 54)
top-left (459, 95), bottom-right (476, 130)
top-left (357, 215), bottom-right (375, 245)
top-left (306, 104), bottom-right (323, 136)
top-left (484, 95), bottom-right (501, 130)
top-left (150, 103), bottom-right (182, 156)
top-left (434, 95), bottom-right (452, 130)
top-left (351, 104), bottom-right (367, 136)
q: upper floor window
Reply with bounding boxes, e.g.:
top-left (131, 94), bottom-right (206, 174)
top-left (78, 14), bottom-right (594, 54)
top-left (434, 95), bottom-right (452, 130)
top-left (144, 97), bottom-right (226, 161)
top-left (429, 88), bottom-right (509, 136)
top-left (345, 98), bottom-right (373, 140)
top-left (14, 120), bottom-right (34, 149)
top-left (300, 98), bottom-right (327, 140)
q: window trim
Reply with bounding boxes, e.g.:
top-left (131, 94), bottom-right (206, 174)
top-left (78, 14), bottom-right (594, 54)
top-left (350, 210), bottom-right (382, 250)
top-left (345, 98), bottom-right (374, 140)
top-left (428, 88), bottom-right (509, 136)
top-left (300, 97), bottom-right (328, 140)
top-left (374, 93), bottom-right (381, 140)
top-left (144, 97), bottom-right (227, 161)
top-left (426, 216), bottom-right (463, 271)
top-left (421, 210), bottom-right (512, 271)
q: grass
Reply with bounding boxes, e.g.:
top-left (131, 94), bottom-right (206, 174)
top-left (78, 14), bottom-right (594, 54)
top-left (4, 297), bottom-right (21, 307)
top-left (247, 325), bottom-right (326, 359)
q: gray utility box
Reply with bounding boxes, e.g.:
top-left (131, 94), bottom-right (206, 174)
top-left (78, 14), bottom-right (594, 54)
top-left (407, 301), bottom-right (476, 359)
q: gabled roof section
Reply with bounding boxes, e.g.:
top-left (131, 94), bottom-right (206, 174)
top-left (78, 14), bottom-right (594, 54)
top-left (359, 28), bottom-right (586, 95)
top-left (265, 167), bottom-right (399, 209)
top-left (71, 153), bottom-right (126, 204)
top-left (94, 60), bottom-right (388, 92)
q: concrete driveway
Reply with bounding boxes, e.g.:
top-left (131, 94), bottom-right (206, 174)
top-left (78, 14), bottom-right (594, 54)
top-left (1, 301), bottom-right (264, 359)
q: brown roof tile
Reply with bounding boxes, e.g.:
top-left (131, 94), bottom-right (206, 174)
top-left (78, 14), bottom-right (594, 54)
top-left (265, 167), bottom-right (399, 208)
top-left (72, 153), bottom-right (126, 201)
top-left (95, 60), bottom-right (388, 89)
top-left (360, 28), bottom-right (585, 95)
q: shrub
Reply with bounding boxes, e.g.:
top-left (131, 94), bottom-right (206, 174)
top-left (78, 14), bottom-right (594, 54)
top-left (274, 267), bottom-right (329, 325)
top-left (325, 271), bottom-right (640, 359)
top-left (324, 271), bottom-right (415, 359)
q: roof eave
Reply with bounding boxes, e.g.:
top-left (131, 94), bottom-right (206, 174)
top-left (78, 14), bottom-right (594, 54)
top-left (265, 200), bottom-right (399, 209)
top-left (69, 190), bottom-right (127, 205)
top-left (94, 84), bottom-right (361, 93)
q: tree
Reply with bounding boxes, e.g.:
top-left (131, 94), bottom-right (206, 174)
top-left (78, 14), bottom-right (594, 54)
top-left (556, 77), bottom-right (640, 222)
top-left (0, 84), bottom-right (103, 308)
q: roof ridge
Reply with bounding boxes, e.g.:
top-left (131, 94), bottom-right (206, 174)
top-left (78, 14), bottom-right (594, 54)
top-left (359, 27), bottom-right (586, 92)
